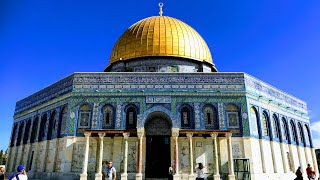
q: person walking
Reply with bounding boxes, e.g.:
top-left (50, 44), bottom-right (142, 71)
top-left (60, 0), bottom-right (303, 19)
top-left (195, 163), bottom-right (205, 180)
top-left (9, 165), bottom-right (27, 180)
top-left (307, 164), bottom-right (312, 180)
top-left (295, 166), bottom-right (303, 180)
top-left (103, 161), bottom-right (116, 180)
top-left (0, 167), bottom-right (5, 180)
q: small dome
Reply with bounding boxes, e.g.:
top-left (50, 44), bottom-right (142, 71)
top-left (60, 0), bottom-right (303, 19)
top-left (108, 16), bottom-right (214, 68)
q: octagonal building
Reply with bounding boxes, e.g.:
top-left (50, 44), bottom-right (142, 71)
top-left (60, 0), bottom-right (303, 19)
top-left (6, 9), bottom-right (318, 180)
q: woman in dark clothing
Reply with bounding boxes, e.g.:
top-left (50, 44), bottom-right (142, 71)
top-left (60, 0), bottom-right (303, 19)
top-left (295, 166), bottom-right (303, 180)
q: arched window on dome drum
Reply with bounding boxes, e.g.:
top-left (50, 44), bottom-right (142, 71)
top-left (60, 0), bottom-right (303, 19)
top-left (262, 112), bottom-right (269, 137)
top-left (203, 105), bottom-right (217, 129)
top-left (30, 117), bottom-right (39, 143)
top-left (226, 104), bottom-right (239, 128)
top-left (102, 105), bottom-right (114, 129)
top-left (290, 120), bottom-right (297, 144)
top-left (78, 104), bottom-right (92, 128)
top-left (23, 119), bottom-right (31, 144)
top-left (180, 105), bottom-right (193, 129)
top-left (281, 118), bottom-right (289, 142)
top-left (304, 124), bottom-right (311, 146)
top-left (16, 122), bottom-right (25, 146)
top-left (297, 123), bottom-right (305, 145)
top-left (126, 106), bottom-right (137, 129)
top-left (58, 107), bottom-right (67, 138)
top-left (47, 111), bottom-right (56, 140)
top-left (272, 115), bottom-right (280, 139)
top-left (38, 114), bottom-right (47, 142)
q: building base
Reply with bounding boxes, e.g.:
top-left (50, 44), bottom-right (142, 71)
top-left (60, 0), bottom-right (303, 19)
top-left (228, 174), bottom-right (236, 180)
top-left (136, 173), bottom-right (142, 180)
top-left (188, 174), bottom-right (195, 180)
top-left (80, 173), bottom-right (88, 180)
top-left (173, 174), bottom-right (180, 180)
top-left (213, 174), bottom-right (220, 180)
top-left (121, 173), bottom-right (128, 180)
top-left (95, 173), bottom-right (102, 180)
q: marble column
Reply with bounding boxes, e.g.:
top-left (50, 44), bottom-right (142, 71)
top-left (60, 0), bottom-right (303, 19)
top-left (136, 131), bottom-right (144, 180)
top-left (311, 148), bottom-right (319, 174)
top-left (280, 142), bottom-right (289, 173)
top-left (211, 133), bottom-right (220, 180)
top-left (270, 141), bottom-right (277, 173)
top-left (121, 133), bottom-right (130, 180)
top-left (186, 133), bottom-right (194, 180)
top-left (95, 133), bottom-right (105, 180)
top-left (297, 145), bottom-right (304, 173)
top-left (226, 133), bottom-right (235, 180)
top-left (288, 144), bottom-right (296, 172)
top-left (259, 139), bottom-right (266, 173)
top-left (172, 130), bottom-right (180, 180)
top-left (80, 132), bottom-right (91, 180)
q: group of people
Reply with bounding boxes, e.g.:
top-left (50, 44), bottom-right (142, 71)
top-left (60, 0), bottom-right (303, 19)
top-left (295, 164), bottom-right (317, 180)
top-left (0, 165), bottom-right (28, 180)
top-left (0, 161), bottom-right (117, 180)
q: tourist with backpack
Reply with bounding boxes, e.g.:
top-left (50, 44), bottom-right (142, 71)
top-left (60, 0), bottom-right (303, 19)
top-left (9, 165), bottom-right (27, 180)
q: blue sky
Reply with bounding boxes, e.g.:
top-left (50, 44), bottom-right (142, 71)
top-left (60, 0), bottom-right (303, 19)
top-left (1, 0), bottom-right (320, 150)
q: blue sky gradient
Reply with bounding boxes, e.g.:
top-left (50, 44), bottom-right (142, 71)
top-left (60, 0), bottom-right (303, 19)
top-left (1, 0), bottom-right (320, 150)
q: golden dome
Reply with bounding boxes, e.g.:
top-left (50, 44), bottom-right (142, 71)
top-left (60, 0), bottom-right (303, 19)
top-left (109, 16), bottom-right (213, 65)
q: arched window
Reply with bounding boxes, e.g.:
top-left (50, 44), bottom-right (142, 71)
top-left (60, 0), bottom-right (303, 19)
top-left (102, 105), bottom-right (114, 129)
top-left (58, 107), bottom-right (67, 138)
top-left (180, 105), bottom-right (192, 129)
top-left (47, 111), bottom-right (56, 140)
top-left (226, 104), bottom-right (239, 128)
top-left (126, 105), bottom-right (137, 129)
top-left (272, 115), bottom-right (280, 139)
top-left (38, 114), bottom-right (47, 142)
top-left (203, 105), bottom-right (216, 129)
top-left (30, 117), bottom-right (39, 143)
top-left (262, 112), bottom-right (269, 137)
top-left (78, 104), bottom-right (91, 128)
top-left (23, 119), bottom-right (31, 144)
top-left (16, 122), bottom-right (25, 146)
top-left (304, 125), bottom-right (311, 146)
top-left (281, 118), bottom-right (289, 141)
top-left (10, 123), bottom-right (18, 147)
top-left (297, 123), bottom-right (305, 145)
top-left (250, 107), bottom-right (260, 137)
top-left (290, 120), bottom-right (297, 143)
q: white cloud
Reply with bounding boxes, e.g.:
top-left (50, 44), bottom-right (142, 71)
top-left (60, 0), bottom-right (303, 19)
top-left (311, 121), bottom-right (320, 149)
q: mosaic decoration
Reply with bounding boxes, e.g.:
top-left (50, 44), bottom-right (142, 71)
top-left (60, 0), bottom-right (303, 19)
top-left (92, 103), bottom-right (99, 128)
top-left (194, 103), bottom-right (201, 129)
top-left (218, 103), bottom-right (225, 129)
top-left (15, 75), bottom-right (73, 114)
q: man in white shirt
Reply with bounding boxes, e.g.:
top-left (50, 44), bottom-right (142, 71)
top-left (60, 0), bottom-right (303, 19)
top-left (9, 165), bottom-right (28, 180)
top-left (103, 161), bottom-right (116, 180)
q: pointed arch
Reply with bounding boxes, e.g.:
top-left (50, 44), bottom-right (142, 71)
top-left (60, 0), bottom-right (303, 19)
top-left (226, 104), bottom-right (240, 128)
top-left (30, 116), bottom-right (39, 143)
top-left (203, 104), bottom-right (217, 129)
top-left (180, 104), bottom-right (193, 129)
top-left (102, 104), bottom-right (115, 129)
top-left (78, 103), bottom-right (92, 128)
top-left (125, 104), bottom-right (138, 129)
top-left (23, 119), bottom-right (31, 144)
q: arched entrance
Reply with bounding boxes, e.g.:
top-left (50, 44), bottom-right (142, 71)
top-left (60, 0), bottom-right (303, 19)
top-left (145, 112), bottom-right (172, 178)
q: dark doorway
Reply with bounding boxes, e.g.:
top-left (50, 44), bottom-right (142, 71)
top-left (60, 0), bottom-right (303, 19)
top-left (146, 135), bottom-right (171, 178)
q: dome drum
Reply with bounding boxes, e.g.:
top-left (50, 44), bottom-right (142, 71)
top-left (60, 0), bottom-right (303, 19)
top-left (105, 56), bottom-right (217, 73)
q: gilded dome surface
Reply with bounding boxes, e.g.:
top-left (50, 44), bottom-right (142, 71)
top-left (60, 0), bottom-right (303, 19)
top-left (109, 16), bottom-right (213, 65)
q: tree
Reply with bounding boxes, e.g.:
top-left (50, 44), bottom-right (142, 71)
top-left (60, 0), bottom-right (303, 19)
top-left (0, 150), bottom-right (3, 165)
